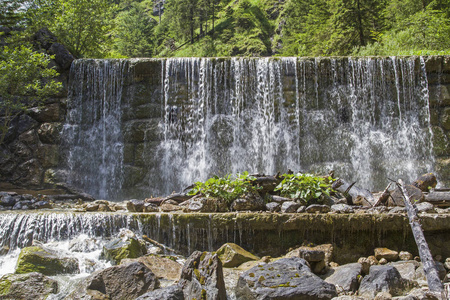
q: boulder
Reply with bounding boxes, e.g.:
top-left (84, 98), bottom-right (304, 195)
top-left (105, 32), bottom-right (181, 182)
top-left (398, 251), bottom-right (413, 261)
top-left (358, 265), bottom-right (410, 298)
top-left (412, 173), bottom-right (437, 192)
top-left (160, 203), bottom-right (183, 212)
top-left (186, 197), bottom-right (228, 212)
top-left (216, 243), bottom-right (259, 268)
top-left (265, 202), bottom-right (281, 212)
top-left (389, 185), bottom-right (424, 206)
top-left (121, 255), bottom-right (182, 281)
top-left (143, 203), bottom-right (159, 212)
top-left (38, 123), bottom-right (62, 144)
top-left (280, 201), bottom-right (301, 213)
top-left (389, 261), bottom-right (420, 282)
top-left (0, 272), bottom-right (58, 300)
top-left (136, 285), bottom-right (184, 300)
top-left (306, 204), bottom-right (331, 213)
top-left (285, 244), bottom-right (333, 264)
top-left (71, 261), bottom-right (159, 300)
top-left (374, 248), bottom-right (399, 262)
top-left (0, 193), bottom-right (17, 207)
top-left (231, 193), bottom-right (265, 211)
top-left (48, 42), bottom-right (75, 70)
top-left (358, 256), bottom-right (379, 275)
top-left (324, 263), bottom-right (362, 293)
top-left (15, 245), bottom-right (79, 275)
top-left (235, 257), bottom-right (337, 299)
top-left (331, 204), bottom-right (354, 213)
top-left (101, 230), bottom-right (147, 264)
top-left (127, 199), bottom-right (145, 212)
top-left (179, 251), bottom-right (227, 300)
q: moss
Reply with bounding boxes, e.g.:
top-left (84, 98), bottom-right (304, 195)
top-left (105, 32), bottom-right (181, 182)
top-left (15, 246), bottom-right (78, 276)
top-left (201, 289), bottom-right (207, 300)
top-left (0, 278), bottom-right (12, 295)
top-left (194, 268), bottom-right (201, 281)
top-left (258, 276), bottom-right (265, 282)
top-left (249, 273), bottom-right (255, 277)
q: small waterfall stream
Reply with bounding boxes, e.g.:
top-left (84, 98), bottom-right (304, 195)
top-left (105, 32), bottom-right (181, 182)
top-left (62, 57), bottom-right (434, 200)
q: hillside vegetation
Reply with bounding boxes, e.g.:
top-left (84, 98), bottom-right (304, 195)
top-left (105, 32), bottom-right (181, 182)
top-left (1, 0), bottom-right (450, 58)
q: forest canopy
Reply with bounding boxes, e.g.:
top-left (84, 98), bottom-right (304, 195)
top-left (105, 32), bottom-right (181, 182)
top-left (1, 0), bottom-right (450, 58)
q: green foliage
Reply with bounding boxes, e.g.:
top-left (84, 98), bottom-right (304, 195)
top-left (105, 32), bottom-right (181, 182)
top-left (188, 172), bottom-right (260, 203)
top-left (112, 2), bottom-right (157, 57)
top-left (25, 0), bottom-right (117, 58)
top-left (0, 45), bottom-right (62, 145)
top-left (274, 173), bottom-right (334, 205)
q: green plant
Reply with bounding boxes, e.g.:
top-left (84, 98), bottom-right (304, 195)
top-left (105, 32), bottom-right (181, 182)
top-left (274, 173), bottom-right (334, 205)
top-left (187, 171), bottom-right (260, 203)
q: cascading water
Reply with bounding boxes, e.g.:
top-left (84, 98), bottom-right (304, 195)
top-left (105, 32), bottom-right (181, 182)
top-left (62, 59), bottom-right (127, 200)
top-left (63, 57), bottom-right (434, 199)
top-left (159, 57), bottom-right (433, 194)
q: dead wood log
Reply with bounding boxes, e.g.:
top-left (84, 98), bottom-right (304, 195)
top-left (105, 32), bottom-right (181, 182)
top-left (374, 183), bottom-right (392, 207)
top-left (142, 235), bottom-right (181, 255)
top-left (396, 179), bottom-right (445, 297)
top-left (424, 191), bottom-right (450, 207)
top-left (332, 178), bottom-right (374, 206)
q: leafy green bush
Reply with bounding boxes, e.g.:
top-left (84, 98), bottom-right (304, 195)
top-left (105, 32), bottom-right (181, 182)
top-left (188, 172), bottom-right (261, 203)
top-left (274, 173), bottom-right (334, 205)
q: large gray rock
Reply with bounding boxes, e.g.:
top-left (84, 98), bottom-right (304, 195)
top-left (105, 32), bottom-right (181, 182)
top-left (136, 285), bottom-right (184, 300)
top-left (235, 257), bottom-right (337, 299)
top-left (179, 251), bottom-right (227, 300)
top-left (324, 263), bottom-right (362, 293)
top-left (70, 261), bottom-right (159, 300)
top-left (358, 265), bottom-right (410, 298)
top-left (280, 201), bottom-right (301, 213)
top-left (388, 260), bottom-right (420, 282)
top-left (0, 272), bottom-right (58, 300)
top-left (15, 245), bottom-right (79, 275)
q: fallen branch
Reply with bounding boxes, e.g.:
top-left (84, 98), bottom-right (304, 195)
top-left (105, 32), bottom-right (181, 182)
top-left (374, 182), bottom-right (392, 207)
top-left (142, 235), bottom-right (182, 255)
top-left (396, 179), bottom-right (444, 297)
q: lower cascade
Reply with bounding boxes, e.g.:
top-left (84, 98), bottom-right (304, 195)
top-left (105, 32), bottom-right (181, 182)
top-left (62, 57), bottom-right (438, 200)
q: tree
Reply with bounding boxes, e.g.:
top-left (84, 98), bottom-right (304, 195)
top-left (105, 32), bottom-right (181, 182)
top-left (0, 45), bottom-right (61, 145)
top-left (113, 1), bottom-right (157, 57)
top-left (0, 0), bottom-right (28, 27)
top-left (329, 0), bottom-right (386, 55)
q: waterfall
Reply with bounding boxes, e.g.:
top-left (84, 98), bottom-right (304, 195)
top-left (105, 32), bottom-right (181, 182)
top-left (63, 57), bottom-right (434, 199)
top-left (62, 60), bottom-right (127, 200)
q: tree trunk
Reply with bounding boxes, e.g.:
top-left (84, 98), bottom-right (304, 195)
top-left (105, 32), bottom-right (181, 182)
top-left (396, 179), bottom-right (445, 297)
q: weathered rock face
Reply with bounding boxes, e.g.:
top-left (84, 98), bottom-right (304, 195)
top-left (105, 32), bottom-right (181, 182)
top-left (0, 272), bottom-right (58, 300)
top-left (235, 257), bottom-right (337, 299)
top-left (324, 263), bottom-right (362, 293)
top-left (71, 261), bottom-right (159, 300)
top-left (15, 245), bottom-right (79, 275)
top-left (179, 251), bottom-right (227, 300)
top-left (216, 243), bottom-right (259, 268)
top-left (358, 265), bottom-right (411, 298)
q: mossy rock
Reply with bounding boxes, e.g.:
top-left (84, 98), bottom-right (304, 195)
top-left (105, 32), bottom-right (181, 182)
top-left (102, 237), bottom-right (147, 265)
top-left (216, 242), bottom-right (259, 268)
top-left (15, 245), bottom-right (79, 276)
top-left (0, 272), bottom-right (58, 299)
